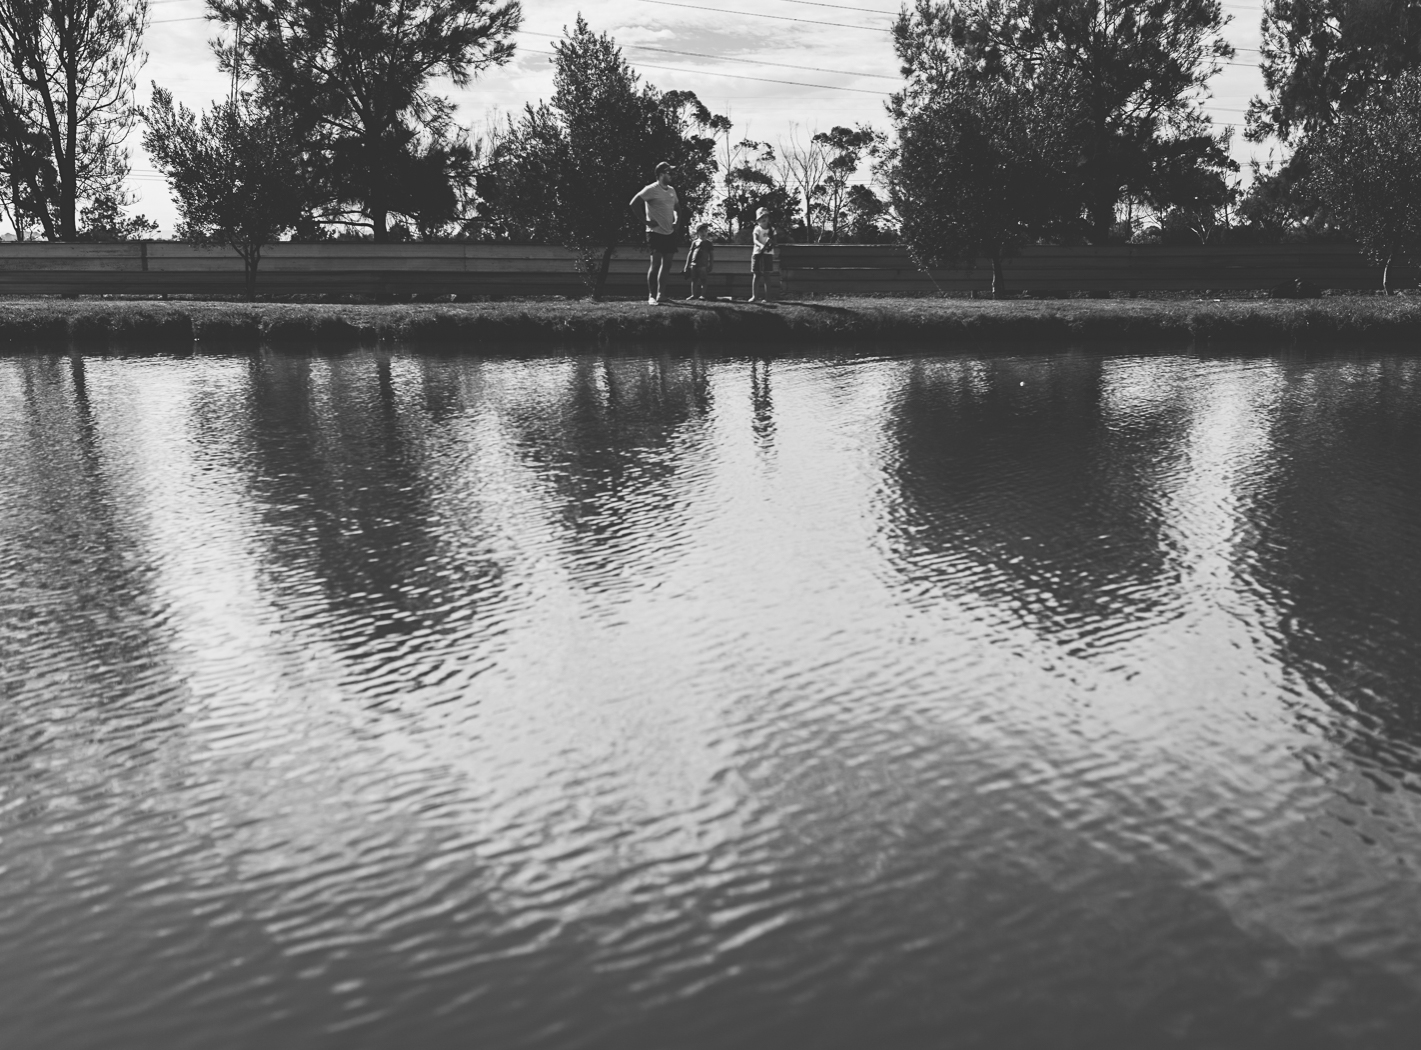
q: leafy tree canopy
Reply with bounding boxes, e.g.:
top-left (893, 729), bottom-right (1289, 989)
top-left (1249, 0), bottom-right (1421, 144)
top-left (720, 138), bottom-right (798, 240)
top-left (811, 125), bottom-right (885, 243)
top-left (77, 188), bottom-right (157, 242)
top-left (889, 74), bottom-right (1079, 295)
top-left (483, 16), bottom-right (727, 296)
top-left (1310, 69), bottom-right (1421, 291)
top-left (0, 0), bottom-right (149, 240)
top-left (893, 0), bottom-right (1236, 243)
top-left (209, 0), bottom-right (520, 241)
top-left (143, 86), bottom-right (311, 298)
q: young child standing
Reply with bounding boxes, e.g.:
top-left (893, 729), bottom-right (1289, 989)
top-left (750, 207), bottom-right (775, 303)
top-left (683, 223), bottom-right (714, 300)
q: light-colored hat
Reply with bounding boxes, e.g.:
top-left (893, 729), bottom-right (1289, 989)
top-left (756, 207), bottom-right (770, 218)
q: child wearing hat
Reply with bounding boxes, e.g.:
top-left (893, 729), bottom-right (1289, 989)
top-left (683, 223), bottom-right (714, 300)
top-left (750, 207), bottom-right (775, 303)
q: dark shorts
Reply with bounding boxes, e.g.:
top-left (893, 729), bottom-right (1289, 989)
top-left (647, 231), bottom-right (676, 255)
top-left (752, 252), bottom-right (774, 274)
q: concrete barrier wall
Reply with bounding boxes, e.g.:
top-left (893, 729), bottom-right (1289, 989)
top-left (0, 241), bottom-right (1395, 297)
top-left (0, 243), bottom-right (773, 298)
top-left (778, 244), bottom-right (1397, 294)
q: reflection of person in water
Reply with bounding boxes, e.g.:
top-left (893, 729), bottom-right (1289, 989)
top-left (751, 358), bottom-right (775, 451)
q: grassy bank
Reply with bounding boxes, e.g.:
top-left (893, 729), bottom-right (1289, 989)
top-left (3, 296), bottom-right (1421, 353)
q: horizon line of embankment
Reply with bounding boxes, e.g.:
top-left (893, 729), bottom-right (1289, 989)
top-left (3, 298), bottom-right (1421, 353)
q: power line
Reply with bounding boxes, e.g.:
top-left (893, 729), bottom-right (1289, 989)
top-left (520, 47), bottom-right (888, 93)
top-left (635, 0), bottom-right (893, 32)
top-left (518, 28), bottom-right (899, 80)
top-left (630, 42), bottom-right (898, 80)
top-left (768, 0), bottom-right (899, 12)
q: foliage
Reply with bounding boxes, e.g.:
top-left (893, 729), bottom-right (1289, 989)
top-left (0, 0), bottom-right (149, 240)
top-left (771, 126), bottom-right (829, 240)
top-left (810, 125), bottom-right (885, 242)
top-left (1248, 0), bottom-right (1421, 144)
top-left (719, 137), bottom-right (797, 240)
top-left (78, 187), bottom-right (157, 241)
top-left (209, 0), bottom-right (520, 242)
top-left (1310, 71), bottom-right (1421, 292)
top-left (889, 75), bottom-right (1078, 295)
top-left (0, 104), bottom-right (55, 239)
top-left (1228, 152), bottom-right (1335, 242)
top-left (844, 183), bottom-right (892, 243)
top-left (142, 86), bottom-right (311, 299)
top-left (483, 17), bottom-right (727, 297)
top-left (893, 0), bottom-right (1236, 243)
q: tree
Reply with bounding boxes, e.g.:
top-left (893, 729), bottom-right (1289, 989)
top-left (889, 75), bottom-right (1076, 296)
top-left (77, 186), bottom-right (156, 241)
top-left (894, 0), bottom-right (1235, 244)
top-left (811, 125), bottom-right (884, 242)
top-left (143, 86), bottom-right (310, 299)
top-left (720, 137), bottom-right (797, 241)
top-left (209, 0), bottom-right (521, 242)
top-left (773, 125), bottom-right (828, 241)
top-left (1310, 70), bottom-right (1421, 293)
top-left (1249, 0), bottom-right (1421, 145)
top-left (0, 0), bottom-right (149, 240)
top-left (484, 18), bottom-right (727, 298)
top-left (0, 101), bottom-right (56, 239)
top-left (844, 184), bottom-right (892, 243)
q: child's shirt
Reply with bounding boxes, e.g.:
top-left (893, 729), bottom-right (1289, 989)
top-left (752, 223), bottom-right (774, 255)
top-left (684, 237), bottom-right (714, 271)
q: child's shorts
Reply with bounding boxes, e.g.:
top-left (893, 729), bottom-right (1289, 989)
top-left (752, 253), bottom-right (774, 274)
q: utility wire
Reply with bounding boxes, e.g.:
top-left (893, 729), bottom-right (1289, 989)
top-left (635, 0), bottom-right (893, 32)
top-left (630, 42), bottom-right (899, 79)
top-left (768, 0), bottom-right (899, 12)
top-left (517, 28), bottom-right (899, 80)
top-left (520, 47), bottom-right (888, 93)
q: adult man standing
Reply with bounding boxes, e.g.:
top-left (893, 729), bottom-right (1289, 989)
top-left (630, 161), bottom-right (679, 304)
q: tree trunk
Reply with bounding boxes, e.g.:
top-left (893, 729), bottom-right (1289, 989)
top-left (370, 203), bottom-right (388, 243)
top-left (991, 254), bottom-right (1005, 300)
top-left (61, 58), bottom-right (78, 240)
top-left (1383, 246), bottom-right (1398, 295)
top-left (242, 246), bottom-right (259, 302)
top-left (593, 245), bottom-right (615, 301)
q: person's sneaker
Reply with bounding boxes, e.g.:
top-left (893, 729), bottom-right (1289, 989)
top-left (648, 296), bottom-right (658, 305)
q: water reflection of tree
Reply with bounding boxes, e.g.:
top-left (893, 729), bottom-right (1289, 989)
top-left (494, 353), bottom-right (713, 603)
top-left (878, 354), bottom-right (1185, 654)
top-left (209, 354), bottom-right (509, 680)
top-left (0, 356), bottom-right (181, 806)
top-left (1246, 359), bottom-right (1421, 777)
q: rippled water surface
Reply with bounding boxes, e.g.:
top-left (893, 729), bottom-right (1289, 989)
top-left (4, 350), bottom-right (1421, 1048)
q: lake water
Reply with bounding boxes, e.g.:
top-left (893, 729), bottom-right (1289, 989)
top-left (3, 349), bottom-right (1421, 1048)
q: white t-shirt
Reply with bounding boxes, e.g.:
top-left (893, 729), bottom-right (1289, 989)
top-left (632, 181), bottom-right (678, 235)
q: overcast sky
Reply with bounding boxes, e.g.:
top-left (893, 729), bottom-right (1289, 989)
top-left (125, 0), bottom-right (1272, 236)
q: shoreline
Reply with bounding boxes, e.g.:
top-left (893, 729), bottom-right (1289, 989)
top-left (3, 296), bottom-right (1421, 353)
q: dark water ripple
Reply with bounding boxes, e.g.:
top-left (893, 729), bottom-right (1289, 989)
top-left (5, 350), bottom-right (1421, 1047)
